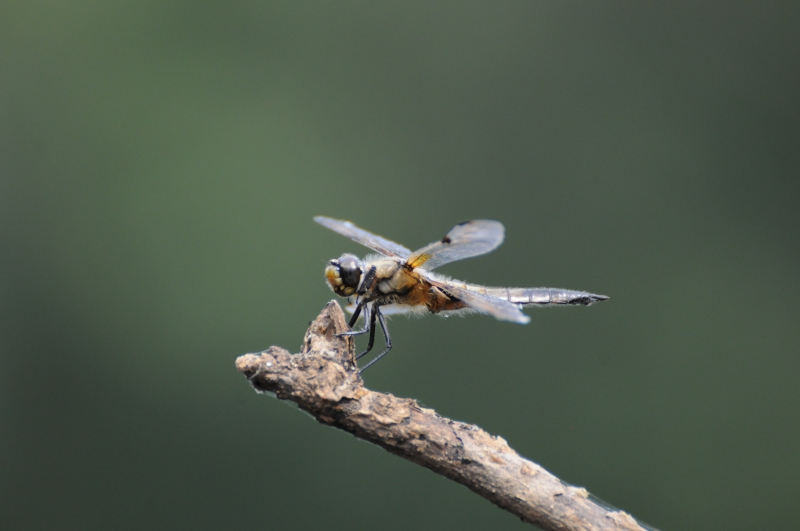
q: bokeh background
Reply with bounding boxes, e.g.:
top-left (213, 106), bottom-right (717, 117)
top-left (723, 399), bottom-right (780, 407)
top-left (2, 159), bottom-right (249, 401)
top-left (3, 2), bottom-right (799, 530)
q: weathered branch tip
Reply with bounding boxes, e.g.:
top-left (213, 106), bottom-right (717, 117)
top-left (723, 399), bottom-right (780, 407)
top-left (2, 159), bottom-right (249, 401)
top-left (235, 301), bottom-right (656, 531)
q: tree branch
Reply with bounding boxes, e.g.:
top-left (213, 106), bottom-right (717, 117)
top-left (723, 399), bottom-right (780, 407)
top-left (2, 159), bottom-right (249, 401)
top-left (235, 301), bottom-right (653, 531)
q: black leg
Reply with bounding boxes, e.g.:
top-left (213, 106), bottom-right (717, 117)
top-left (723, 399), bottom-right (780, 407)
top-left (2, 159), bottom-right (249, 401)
top-left (355, 305), bottom-right (378, 360)
top-left (358, 308), bottom-right (393, 373)
top-left (358, 265), bottom-right (377, 296)
top-left (348, 303), bottom-right (362, 328)
top-left (338, 303), bottom-right (371, 337)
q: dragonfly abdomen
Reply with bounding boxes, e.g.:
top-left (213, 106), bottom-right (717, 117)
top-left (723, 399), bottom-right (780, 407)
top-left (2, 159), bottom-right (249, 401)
top-left (478, 286), bottom-right (609, 306)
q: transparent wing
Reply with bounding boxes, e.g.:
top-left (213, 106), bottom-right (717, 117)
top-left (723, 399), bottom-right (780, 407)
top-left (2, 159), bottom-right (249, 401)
top-left (407, 220), bottom-right (504, 270)
top-left (314, 216), bottom-right (412, 259)
top-left (344, 301), bottom-right (422, 317)
top-left (425, 277), bottom-right (530, 324)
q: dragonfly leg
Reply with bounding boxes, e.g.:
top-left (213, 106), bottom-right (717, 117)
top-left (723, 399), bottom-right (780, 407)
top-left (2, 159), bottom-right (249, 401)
top-left (355, 305), bottom-right (379, 360)
top-left (338, 303), bottom-right (370, 337)
top-left (357, 265), bottom-right (377, 296)
top-left (347, 302), bottom-right (362, 328)
top-left (358, 308), bottom-right (393, 373)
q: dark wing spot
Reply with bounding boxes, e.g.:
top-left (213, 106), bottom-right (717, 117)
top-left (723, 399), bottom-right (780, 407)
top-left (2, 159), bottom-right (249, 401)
top-left (455, 220), bottom-right (471, 227)
top-left (441, 236), bottom-right (452, 244)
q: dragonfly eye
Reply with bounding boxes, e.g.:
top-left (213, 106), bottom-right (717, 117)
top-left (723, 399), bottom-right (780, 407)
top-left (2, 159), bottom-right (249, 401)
top-left (337, 254), bottom-right (362, 289)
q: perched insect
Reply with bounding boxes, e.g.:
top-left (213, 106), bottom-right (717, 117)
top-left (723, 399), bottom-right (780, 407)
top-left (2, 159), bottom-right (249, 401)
top-left (315, 216), bottom-right (608, 372)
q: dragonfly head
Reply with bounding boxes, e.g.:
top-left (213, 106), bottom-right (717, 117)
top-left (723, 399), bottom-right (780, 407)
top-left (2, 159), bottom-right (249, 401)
top-left (324, 254), bottom-right (363, 297)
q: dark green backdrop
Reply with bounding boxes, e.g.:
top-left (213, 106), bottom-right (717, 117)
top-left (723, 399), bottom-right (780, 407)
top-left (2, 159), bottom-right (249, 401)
top-left (3, 2), bottom-right (799, 530)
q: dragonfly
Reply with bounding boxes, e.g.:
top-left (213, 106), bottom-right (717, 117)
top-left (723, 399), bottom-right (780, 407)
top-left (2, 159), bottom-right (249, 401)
top-left (315, 216), bottom-right (608, 372)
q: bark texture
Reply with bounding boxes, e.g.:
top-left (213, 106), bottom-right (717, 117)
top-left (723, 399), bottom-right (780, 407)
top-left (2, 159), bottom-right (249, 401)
top-left (235, 301), bottom-right (654, 531)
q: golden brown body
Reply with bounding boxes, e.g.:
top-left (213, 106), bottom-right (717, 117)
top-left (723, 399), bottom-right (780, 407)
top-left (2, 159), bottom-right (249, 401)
top-left (366, 259), bottom-right (467, 314)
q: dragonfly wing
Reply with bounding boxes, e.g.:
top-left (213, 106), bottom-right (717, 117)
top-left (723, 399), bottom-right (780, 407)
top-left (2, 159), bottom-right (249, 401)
top-left (314, 216), bottom-right (412, 259)
top-left (407, 220), bottom-right (504, 270)
top-left (428, 280), bottom-right (530, 324)
top-left (344, 301), bottom-right (423, 317)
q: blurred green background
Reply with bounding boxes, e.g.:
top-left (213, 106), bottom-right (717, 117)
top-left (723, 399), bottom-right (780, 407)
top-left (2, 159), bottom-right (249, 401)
top-left (2, 2), bottom-right (799, 530)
